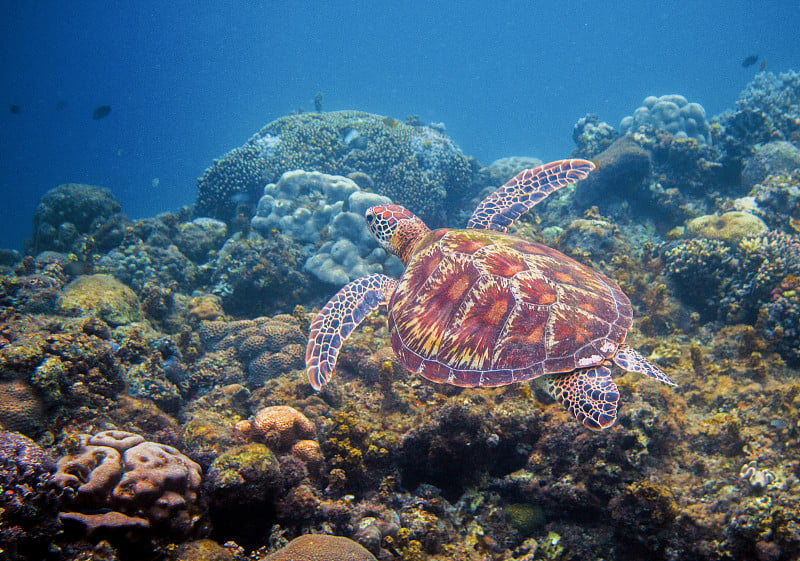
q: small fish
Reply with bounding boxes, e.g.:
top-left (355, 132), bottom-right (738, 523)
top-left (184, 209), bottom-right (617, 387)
top-left (758, 59), bottom-right (767, 72)
top-left (9, 104), bottom-right (21, 114)
top-left (741, 55), bottom-right (759, 68)
top-left (92, 105), bottom-right (111, 120)
top-left (151, 177), bottom-right (160, 188)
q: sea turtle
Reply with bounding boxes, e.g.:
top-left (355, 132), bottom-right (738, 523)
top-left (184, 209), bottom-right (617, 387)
top-left (306, 159), bottom-right (676, 430)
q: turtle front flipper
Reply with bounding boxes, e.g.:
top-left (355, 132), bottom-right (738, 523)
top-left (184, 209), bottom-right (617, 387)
top-left (543, 366), bottom-right (619, 430)
top-left (613, 344), bottom-right (677, 386)
top-left (306, 274), bottom-right (398, 390)
top-left (467, 159), bottom-right (595, 232)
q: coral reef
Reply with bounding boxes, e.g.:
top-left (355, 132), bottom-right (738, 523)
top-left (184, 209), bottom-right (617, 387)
top-left (4, 84), bottom-right (800, 561)
top-left (620, 94), bottom-right (711, 145)
top-left (484, 157), bottom-right (545, 185)
top-left (28, 183), bottom-right (122, 254)
top-left (0, 431), bottom-right (60, 561)
top-left (195, 111), bottom-right (478, 228)
top-left (251, 170), bottom-right (402, 286)
top-left (56, 273), bottom-right (143, 326)
top-left (0, 379), bottom-right (45, 434)
top-left (723, 69), bottom-right (800, 145)
top-left (684, 211), bottom-right (768, 242)
top-left (53, 430), bottom-right (204, 542)
top-left (261, 534), bottom-right (377, 561)
top-left (572, 113), bottom-right (619, 158)
top-left (199, 315), bottom-right (306, 386)
top-left (750, 170), bottom-right (800, 233)
top-left (210, 233), bottom-right (310, 315)
top-left (573, 136), bottom-right (651, 208)
top-left (741, 140), bottom-right (800, 190)
top-left (0, 314), bottom-right (126, 429)
top-left (173, 217), bottom-right (228, 263)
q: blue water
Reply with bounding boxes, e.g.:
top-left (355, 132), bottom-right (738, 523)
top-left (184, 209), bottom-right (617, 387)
top-left (2, 0), bottom-right (798, 251)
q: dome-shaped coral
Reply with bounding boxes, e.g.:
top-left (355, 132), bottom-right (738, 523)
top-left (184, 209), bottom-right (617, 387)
top-left (262, 534), bottom-right (377, 561)
top-left (684, 211), bottom-right (768, 242)
top-left (251, 405), bottom-right (316, 451)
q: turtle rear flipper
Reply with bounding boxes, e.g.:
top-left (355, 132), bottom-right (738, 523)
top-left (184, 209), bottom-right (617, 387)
top-left (613, 344), bottom-right (677, 386)
top-left (543, 366), bottom-right (619, 430)
top-left (467, 159), bottom-right (595, 232)
top-left (306, 274), bottom-right (398, 390)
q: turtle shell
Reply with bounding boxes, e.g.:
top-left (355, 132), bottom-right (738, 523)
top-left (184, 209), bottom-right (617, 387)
top-left (388, 228), bottom-right (633, 387)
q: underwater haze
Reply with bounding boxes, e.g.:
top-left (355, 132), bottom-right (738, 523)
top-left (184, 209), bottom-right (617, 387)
top-left (1, 0), bottom-right (798, 250)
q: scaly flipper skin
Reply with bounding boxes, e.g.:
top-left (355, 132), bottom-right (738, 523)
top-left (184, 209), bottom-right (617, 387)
top-left (613, 343), bottom-right (677, 386)
top-left (306, 274), bottom-right (398, 390)
top-left (546, 365), bottom-right (619, 430)
top-left (467, 159), bottom-right (596, 232)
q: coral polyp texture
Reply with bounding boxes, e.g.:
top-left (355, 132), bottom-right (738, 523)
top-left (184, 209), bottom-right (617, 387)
top-left (261, 534), bottom-right (378, 561)
top-left (200, 315), bottom-right (306, 385)
top-left (195, 111), bottom-right (477, 228)
top-left (249, 405), bottom-right (316, 451)
top-left (251, 170), bottom-right (403, 286)
top-left (52, 430), bottom-right (203, 541)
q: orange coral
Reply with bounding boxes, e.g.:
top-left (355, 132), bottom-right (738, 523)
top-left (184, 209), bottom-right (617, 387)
top-left (252, 405), bottom-right (315, 451)
top-left (291, 439), bottom-right (324, 474)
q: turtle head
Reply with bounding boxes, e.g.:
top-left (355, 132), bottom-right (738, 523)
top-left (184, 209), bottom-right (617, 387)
top-left (366, 204), bottom-right (430, 265)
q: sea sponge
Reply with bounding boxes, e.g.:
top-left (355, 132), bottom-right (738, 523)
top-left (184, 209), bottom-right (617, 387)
top-left (684, 211), bottom-right (768, 242)
top-left (262, 534), bottom-right (377, 561)
top-left (251, 405), bottom-right (315, 451)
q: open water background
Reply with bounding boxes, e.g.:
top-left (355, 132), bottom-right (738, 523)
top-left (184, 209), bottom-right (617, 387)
top-left (1, 0), bottom-right (798, 250)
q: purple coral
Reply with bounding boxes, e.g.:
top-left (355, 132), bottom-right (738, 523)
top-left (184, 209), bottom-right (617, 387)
top-left (0, 431), bottom-right (59, 559)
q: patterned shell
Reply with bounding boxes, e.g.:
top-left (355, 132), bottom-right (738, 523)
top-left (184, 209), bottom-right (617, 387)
top-left (388, 228), bottom-right (633, 387)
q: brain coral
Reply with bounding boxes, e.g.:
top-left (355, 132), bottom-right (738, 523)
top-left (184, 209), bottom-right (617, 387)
top-left (53, 430), bottom-right (203, 540)
top-left (620, 94), bottom-right (711, 144)
top-left (251, 405), bottom-right (316, 451)
top-left (195, 111), bottom-right (477, 228)
top-left (251, 170), bottom-right (403, 286)
top-left (262, 534), bottom-right (377, 561)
